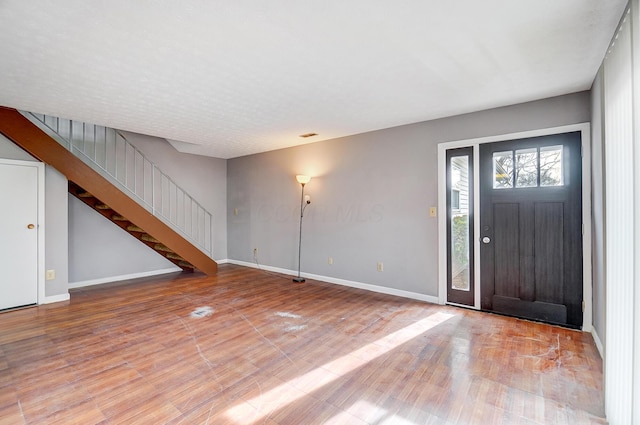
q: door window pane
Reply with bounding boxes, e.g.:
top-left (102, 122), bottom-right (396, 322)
top-left (493, 145), bottom-right (565, 189)
top-left (450, 155), bottom-right (470, 291)
top-left (493, 151), bottom-right (513, 189)
top-left (515, 148), bottom-right (538, 187)
top-left (540, 145), bottom-right (563, 186)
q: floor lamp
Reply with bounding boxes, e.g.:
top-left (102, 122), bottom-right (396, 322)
top-left (293, 175), bottom-right (311, 283)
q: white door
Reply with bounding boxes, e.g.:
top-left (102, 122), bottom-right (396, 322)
top-left (0, 162), bottom-right (39, 310)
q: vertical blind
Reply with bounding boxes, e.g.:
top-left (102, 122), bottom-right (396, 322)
top-left (603, 5), bottom-right (637, 424)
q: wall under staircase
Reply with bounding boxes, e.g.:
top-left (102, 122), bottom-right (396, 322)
top-left (0, 107), bottom-right (218, 276)
top-left (68, 181), bottom-right (196, 272)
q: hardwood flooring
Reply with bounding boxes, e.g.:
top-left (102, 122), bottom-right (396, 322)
top-left (0, 265), bottom-right (604, 424)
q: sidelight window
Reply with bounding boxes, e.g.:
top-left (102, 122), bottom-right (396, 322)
top-left (446, 146), bottom-right (474, 307)
top-left (449, 155), bottom-right (471, 292)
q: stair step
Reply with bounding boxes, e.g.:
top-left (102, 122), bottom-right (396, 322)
top-left (95, 204), bottom-right (111, 210)
top-left (178, 261), bottom-right (195, 269)
top-left (165, 252), bottom-right (184, 261)
top-left (77, 191), bottom-right (93, 198)
top-left (141, 234), bottom-right (160, 244)
top-left (127, 225), bottom-right (145, 233)
top-left (112, 215), bottom-right (128, 222)
top-left (154, 243), bottom-right (172, 253)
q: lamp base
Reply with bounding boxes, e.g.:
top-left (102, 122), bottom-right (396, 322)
top-left (292, 277), bottom-right (306, 283)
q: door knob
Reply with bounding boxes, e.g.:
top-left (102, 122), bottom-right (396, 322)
top-left (482, 236), bottom-right (491, 244)
top-left (27, 224), bottom-right (35, 229)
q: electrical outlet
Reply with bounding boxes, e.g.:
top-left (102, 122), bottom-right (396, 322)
top-left (46, 270), bottom-right (55, 280)
top-left (429, 207), bottom-right (437, 217)
top-left (328, 257), bottom-right (333, 265)
top-left (377, 262), bottom-right (384, 272)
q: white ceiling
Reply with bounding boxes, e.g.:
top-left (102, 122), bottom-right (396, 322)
top-left (0, 1), bottom-right (627, 159)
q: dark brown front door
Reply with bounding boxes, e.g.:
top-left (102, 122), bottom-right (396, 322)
top-left (479, 132), bottom-right (583, 328)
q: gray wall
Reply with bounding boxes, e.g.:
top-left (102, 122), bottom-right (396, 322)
top-left (590, 68), bottom-right (606, 346)
top-left (122, 132), bottom-right (228, 260)
top-left (228, 92), bottom-right (591, 297)
top-left (68, 195), bottom-right (177, 283)
top-left (0, 134), bottom-right (68, 298)
top-left (45, 166), bottom-right (69, 296)
top-left (0, 133), bottom-right (35, 161)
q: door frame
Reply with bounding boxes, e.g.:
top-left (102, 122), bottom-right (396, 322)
top-left (0, 158), bottom-right (46, 305)
top-left (437, 123), bottom-right (592, 331)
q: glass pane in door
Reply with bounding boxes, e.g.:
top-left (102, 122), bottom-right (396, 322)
top-left (515, 148), bottom-right (538, 187)
top-left (493, 151), bottom-right (514, 188)
top-left (540, 145), bottom-right (564, 186)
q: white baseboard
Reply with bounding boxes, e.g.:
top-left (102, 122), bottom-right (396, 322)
top-left (216, 259), bottom-right (229, 264)
top-left (68, 267), bottom-right (181, 289)
top-left (42, 293), bottom-right (70, 304)
top-left (227, 259), bottom-right (440, 304)
top-left (591, 327), bottom-right (604, 358)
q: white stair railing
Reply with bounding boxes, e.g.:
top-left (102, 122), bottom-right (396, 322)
top-left (22, 111), bottom-right (212, 256)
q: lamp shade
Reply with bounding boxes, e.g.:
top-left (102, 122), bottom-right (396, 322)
top-left (296, 175), bottom-right (311, 185)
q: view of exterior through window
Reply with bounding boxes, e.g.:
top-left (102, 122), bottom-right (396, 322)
top-left (450, 156), bottom-right (470, 291)
top-left (493, 145), bottom-right (563, 189)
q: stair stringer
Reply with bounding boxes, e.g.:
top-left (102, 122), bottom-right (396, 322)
top-left (0, 107), bottom-right (218, 276)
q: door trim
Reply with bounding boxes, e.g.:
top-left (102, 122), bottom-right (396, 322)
top-left (0, 158), bottom-right (45, 305)
top-left (437, 123), bottom-right (592, 331)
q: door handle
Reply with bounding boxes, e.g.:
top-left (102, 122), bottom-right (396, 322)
top-left (27, 224), bottom-right (35, 229)
top-left (482, 236), bottom-right (491, 244)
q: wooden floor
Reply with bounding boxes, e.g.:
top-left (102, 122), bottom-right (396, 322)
top-left (0, 265), bottom-right (604, 424)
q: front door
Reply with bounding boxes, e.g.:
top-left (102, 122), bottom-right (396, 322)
top-left (0, 161), bottom-right (39, 310)
top-left (479, 132), bottom-right (583, 328)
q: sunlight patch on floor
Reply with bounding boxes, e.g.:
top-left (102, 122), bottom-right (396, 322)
top-left (325, 400), bottom-right (417, 424)
top-left (275, 311), bottom-right (302, 319)
top-left (224, 311), bottom-right (455, 423)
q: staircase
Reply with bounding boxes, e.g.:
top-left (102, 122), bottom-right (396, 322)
top-left (68, 182), bottom-right (195, 271)
top-left (0, 107), bottom-right (217, 275)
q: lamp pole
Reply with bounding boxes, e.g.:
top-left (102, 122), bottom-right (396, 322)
top-left (294, 175), bottom-right (311, 283)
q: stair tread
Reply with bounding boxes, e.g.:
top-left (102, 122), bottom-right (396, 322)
top-left (165, 252), bottom-right (185, 261)
top-left (112, 215), bottom-right (128, 221)
top-left (77, 192), bottom-right (93, 198)
top-left (95, 204), bottom-right (111, 210)
top-left (154, 243), bottom-right (172, 252)
top-left (127, 225), bottom-right (145, 232)
top-left (141, 234), bottom-right (160, 243)
top-left (178, 261), bottom-right (195, 269)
